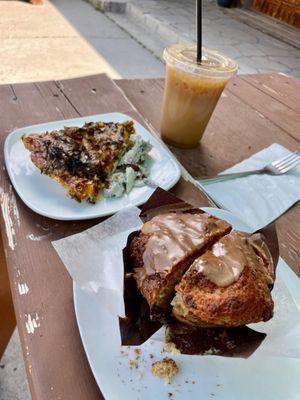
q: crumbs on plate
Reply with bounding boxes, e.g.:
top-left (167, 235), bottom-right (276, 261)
top-left (151, 358), bottom-right (179, 384)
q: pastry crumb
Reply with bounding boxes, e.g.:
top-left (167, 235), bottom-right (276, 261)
top-left (151, 358), bottom-right (179, 384)
top-left (129, 359), bottom-right (139, 369)
top-left (134, 349), bottom-right (141, 358)
top-left (202, 347), bottom-right (221, 355)
top-left (163, 339), bottom-right (181, 355)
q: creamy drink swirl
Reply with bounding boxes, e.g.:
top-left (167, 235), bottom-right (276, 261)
top-left (161, 44), bottom-right (238, 149)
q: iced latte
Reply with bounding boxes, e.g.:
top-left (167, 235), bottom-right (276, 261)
top-left (161, 45), bottom-right (238, 148)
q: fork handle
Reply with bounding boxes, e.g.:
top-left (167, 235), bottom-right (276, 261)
top-left (198, 169), bottom-right (263, 185)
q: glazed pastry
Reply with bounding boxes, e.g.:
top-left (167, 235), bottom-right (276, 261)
top-left (130, 212), bottom-right (232, 318)
top-left (172, 231), bottom-right (274, 328)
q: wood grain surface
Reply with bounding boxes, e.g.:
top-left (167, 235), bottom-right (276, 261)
top-left (0, 73), bottom-right (299, 400)
top-left (253, 0), bottom-right (300, 28)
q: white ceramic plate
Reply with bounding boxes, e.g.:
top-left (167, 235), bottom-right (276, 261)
top-left (73, 208), bottom-right (300, 400)
top-left (4, 113), bottom-right (181, 220)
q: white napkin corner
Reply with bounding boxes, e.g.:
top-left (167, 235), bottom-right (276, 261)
top-left (52, 206), bottom-right (142, 318)
top-left (198, 143), bottom-right (300, 231)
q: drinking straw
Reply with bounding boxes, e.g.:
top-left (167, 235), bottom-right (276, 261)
top-left (196, 0), bottom-right (202, 63)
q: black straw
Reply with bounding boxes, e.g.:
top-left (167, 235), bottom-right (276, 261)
top-left (196, 0), bottom-right (202, 64)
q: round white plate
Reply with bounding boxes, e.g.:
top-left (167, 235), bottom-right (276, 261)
top-left (73, 208), bottom-right (300, 400)
top-left (4, 113), bottom-right (181, 220)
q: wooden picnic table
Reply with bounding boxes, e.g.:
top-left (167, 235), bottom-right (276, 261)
top-left (0, 73), bottom-right (299, 399)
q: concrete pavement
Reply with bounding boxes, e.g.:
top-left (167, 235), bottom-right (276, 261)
top-left (0, 331), bottom-right (30, 400)
top-left (106, 0), bottom-right (300, 78)
top-left (52, 0), bottom-right (164, 78)
top-left (0, 0), bottom-right (164, 84)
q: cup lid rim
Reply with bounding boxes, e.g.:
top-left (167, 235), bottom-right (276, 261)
top-left (164, 44), bottom-right (238, 77)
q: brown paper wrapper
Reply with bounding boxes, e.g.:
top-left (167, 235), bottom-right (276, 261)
top-left (165, 319), bottom-right (266, 358)
top-left (120, 188), bottom-right (279, 357)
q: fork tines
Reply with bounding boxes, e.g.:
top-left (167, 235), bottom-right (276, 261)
top-left (272, 151), bottom-right (300, 172)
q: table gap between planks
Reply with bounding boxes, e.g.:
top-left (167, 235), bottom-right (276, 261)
top-left (0, 73), bottom-right (299, 400)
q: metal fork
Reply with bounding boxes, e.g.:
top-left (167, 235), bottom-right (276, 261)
top-left (198, 151), bottom-right (300, 185)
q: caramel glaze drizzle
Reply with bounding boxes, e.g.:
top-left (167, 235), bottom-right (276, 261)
top-left (192, 231), bottom-right (269, 287)
top-left (141, 213), bottom-right (223, 276)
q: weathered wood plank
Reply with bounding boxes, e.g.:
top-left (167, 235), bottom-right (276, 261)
top-left (0, 81), bottom-right (102, 400)
top-left (56, 74), bottom-right (138, 118)
top-left (116, 78), bottom-right (165, 133)
top-left (227, 77), bottom-right (300, 141)
top-left (242, 73), bottom-right (300, 114)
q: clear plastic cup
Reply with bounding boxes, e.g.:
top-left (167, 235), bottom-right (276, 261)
top-left (161, 44), bottom-right (238, 149)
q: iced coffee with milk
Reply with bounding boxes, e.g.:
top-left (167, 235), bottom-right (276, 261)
top-left (161, 44), bottom-right (238, 149)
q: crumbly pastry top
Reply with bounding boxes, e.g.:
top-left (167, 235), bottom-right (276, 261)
top-left (172, 231), bottom-right (274, 328)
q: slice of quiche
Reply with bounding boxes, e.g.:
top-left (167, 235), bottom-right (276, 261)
top-left (22, 121), bottom-right (135, 203)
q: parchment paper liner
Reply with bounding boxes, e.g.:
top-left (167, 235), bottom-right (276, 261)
top-left (120, 188), bottom-right (279, 358)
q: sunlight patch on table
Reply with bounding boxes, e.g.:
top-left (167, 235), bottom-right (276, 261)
top-left (0, 0), bottom-right (120, 84)
top-left (25, 313), bottom-right (41, 335)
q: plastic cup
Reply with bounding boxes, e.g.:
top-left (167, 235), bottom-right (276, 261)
top-left (161, 44), bottom-right (238, 149)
